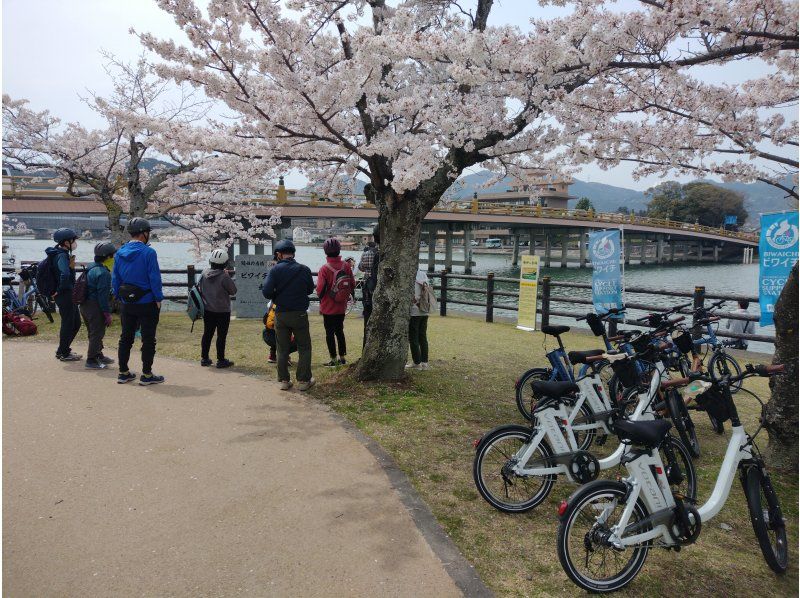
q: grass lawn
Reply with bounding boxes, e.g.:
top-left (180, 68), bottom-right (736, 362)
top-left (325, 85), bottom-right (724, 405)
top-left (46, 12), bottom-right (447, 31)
top-left (13, 309), bottom-right (798, 597)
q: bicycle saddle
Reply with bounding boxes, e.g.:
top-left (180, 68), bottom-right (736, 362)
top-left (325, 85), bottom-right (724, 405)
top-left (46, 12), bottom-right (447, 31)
top-left (542, 324), bottom-right (570, 336)
top-left (530, 380), bottom-right (579, 398)
top-left (614, 419), bottom-right (672, 448)
top-left (2, 276), bottom-right (15, 286)
top-left (567, 349), bottom-right (604, 364)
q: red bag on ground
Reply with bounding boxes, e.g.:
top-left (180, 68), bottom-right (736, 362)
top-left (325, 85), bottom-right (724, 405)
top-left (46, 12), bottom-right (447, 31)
top-left (3, 312), bottom-right (38, 336)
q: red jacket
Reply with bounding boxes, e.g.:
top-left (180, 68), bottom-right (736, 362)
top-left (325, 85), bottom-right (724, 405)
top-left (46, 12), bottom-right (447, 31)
top-left (316, 256), bottom-right (355, 315)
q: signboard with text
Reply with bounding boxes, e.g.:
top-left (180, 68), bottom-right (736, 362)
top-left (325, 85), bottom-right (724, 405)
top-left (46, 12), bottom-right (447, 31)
top-left (517, 254), bottom-right (540, 331)
top-left (588, 229), bottom-right (623, 316)
top-left (759, 212), bottom-right (799, 326)
top-left (234, 254), bottom-right (272, 318)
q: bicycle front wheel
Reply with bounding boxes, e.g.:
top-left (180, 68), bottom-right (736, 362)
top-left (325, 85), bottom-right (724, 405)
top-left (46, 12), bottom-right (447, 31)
top-left (557, 481), bottom-right (650, 593)
top-left (514, 368), bottom-right (551, 421)
top-left (743, 465), bottom-right (788, 573)
top-left (710, 352), bottom-right (743, 394)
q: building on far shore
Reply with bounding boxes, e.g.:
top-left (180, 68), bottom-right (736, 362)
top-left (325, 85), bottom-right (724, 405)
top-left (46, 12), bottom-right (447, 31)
top-left (475, 170), bottom-right (574, 209)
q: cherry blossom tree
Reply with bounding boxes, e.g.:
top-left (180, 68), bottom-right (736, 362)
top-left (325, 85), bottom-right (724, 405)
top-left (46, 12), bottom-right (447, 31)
top-left (139, 0), bottom-right (797, 383)
top-left (2, 56), bottom-right (280, 249)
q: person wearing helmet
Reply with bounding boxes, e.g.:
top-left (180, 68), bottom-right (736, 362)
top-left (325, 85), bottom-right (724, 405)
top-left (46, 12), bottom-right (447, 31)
top-left (316, 237), bottom-right (355, 366)
top-left (198, 248), bottom-right (237, 368)
top-left (80, 242), bottom-right (117, 369)
top-left (261, 239), bottom-right (315, 391)
top-left (46, 228), bottom-right (82, 361)
top-left (112, 217), bottom-right (165, 385)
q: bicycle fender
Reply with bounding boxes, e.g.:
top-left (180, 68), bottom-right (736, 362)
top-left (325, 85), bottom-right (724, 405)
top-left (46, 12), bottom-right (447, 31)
top-left (473, 423), bottom-right (532, 453)
top-left (558, 479), bottom-right (630, 523)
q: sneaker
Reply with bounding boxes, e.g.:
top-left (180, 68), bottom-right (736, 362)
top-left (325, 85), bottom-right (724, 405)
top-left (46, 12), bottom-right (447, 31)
top-left (139, 374), bottom-right (165, 386)
top-left (57, 352), bottom-right (82, 362)
top-left (200, 358), bottom-right (213, 367)
top-left (117, 371), bottom-right (137, 384)
top-left (297, 378), bottom-right (316, 392)
top-left (85, 359), bottom-right (107, 370)
top-left (324, 359), bottom-right (338, 367)
top-left (279, 380), bottom-right (293, 391)
top-left (267, 356), bottom-right (277, 364)
top-left (419, 362), bottom-right (429, 370)
top-left (338, 357), bottom-right (347, 365)
top-left (405, 363), bottom-right (420, 370)
top-left (98, 354), bottom-right (115, 365)
top-left (216, 359), bottom-right (234, 369)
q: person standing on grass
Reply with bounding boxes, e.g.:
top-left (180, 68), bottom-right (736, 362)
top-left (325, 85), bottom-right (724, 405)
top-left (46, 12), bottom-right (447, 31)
top-left (407, 270), bottom-right (434, 370)
top-left (358, 225), bottom-right (380, 345)
top-left (199, 248), bottom-right (237, 369)
top-left (261, 240), bottom-right (315, 391)
top-left (81, 242), bottom-right (116, 370)
top-left (725, 299), bottom-right (753, 350)
top-left (112, 217), bottom-right (165, 386)
top-left (47, 228), bottom-right (82, 361)
top-left (316, 238), bottom-right (356, 366)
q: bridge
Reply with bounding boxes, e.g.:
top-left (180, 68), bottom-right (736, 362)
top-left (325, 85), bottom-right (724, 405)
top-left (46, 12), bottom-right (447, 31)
top-left (2, 181), bottom-right (757, 273)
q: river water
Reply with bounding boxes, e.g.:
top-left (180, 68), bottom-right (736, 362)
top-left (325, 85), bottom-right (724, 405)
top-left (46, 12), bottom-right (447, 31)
top-left (5, 238), bottom-right (773, 352)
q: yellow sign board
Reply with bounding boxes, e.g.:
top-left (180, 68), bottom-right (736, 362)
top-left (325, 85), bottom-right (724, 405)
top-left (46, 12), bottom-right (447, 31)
top-left (517, 255), bottom-right (540, 331)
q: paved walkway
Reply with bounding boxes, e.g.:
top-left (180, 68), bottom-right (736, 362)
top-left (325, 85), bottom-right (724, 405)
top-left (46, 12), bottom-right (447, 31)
top-left (3, 342), bottom-right (467, 597)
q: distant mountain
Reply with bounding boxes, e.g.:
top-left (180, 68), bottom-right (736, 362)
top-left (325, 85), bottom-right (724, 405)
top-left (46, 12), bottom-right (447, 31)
top-left (302, 176), bottom-right (367, 196)
top-left (443, 170), bottom-right (796, 224)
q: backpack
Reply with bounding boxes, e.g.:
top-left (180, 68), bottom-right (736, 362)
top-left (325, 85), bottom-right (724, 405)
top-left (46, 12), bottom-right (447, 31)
top-left (3, 312), bottom-right (37, 336)
top-left (35, 253), bottom-right (59, 297)
top-left (72, 267), bottom-right (90, 305)
top-left (187, 279), bottom-right (205, 331)
top-left (323, 264), bottom-right (354, 303)
top-left (417, 281), bottom-right (437, 314)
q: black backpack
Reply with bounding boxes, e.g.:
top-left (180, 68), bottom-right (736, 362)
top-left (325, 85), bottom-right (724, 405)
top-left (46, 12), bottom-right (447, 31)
top-left (35, 253), bottom-right (59, 297)
top-left (72, 268), bottom-right (89, 305)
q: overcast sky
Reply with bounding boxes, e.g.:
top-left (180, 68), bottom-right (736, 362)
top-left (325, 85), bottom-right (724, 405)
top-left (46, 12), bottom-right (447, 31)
top-left (1, 0), bottom-right (784, 191)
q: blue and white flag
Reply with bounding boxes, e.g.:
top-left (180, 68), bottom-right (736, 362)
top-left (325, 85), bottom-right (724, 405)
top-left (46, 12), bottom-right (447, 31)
top-left (589, 229), bottom-right (623, 315)
top-left (759, 212), bottom-right (799, 326)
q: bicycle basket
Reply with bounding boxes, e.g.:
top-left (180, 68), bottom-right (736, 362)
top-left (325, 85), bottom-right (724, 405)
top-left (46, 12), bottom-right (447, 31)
top-left (610, 358), bottom-right (640, 388)
top-left (586, 313), bottom-right (606, 337)
top-left (630, 332), bottom-right (652, 354)
top-left (695, 386), bottom-right (731, 423)
top-left (671, 330), bottom-right (694, 354)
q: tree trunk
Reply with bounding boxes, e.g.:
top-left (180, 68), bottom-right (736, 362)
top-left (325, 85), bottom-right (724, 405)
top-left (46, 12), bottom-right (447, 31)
top-left (355, 192), bottom-right (426, 381)
top-left (763, 262), bottom-right (798, 470)
top-left (105, 197), bottom-right (127, 246)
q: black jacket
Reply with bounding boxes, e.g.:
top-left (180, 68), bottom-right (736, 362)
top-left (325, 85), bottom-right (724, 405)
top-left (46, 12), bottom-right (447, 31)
top-left (261, 258), bottom-right (314, 312)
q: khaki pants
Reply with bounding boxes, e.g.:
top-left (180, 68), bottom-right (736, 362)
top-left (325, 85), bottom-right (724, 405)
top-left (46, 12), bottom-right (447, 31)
top-left (275, 310), bottom-right (312, 382)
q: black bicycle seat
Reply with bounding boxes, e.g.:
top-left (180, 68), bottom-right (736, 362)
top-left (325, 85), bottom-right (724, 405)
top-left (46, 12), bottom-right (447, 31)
top-left (530, 380), bottom-right (579, 398)
top-left (542, 325), bottom-right (570, 337)
top-left (2, 276), bottom-right (15, 286)
top-left (614, 419), bottom-right (672, 448)
top-left (568, 349), bottom-right (604, 364)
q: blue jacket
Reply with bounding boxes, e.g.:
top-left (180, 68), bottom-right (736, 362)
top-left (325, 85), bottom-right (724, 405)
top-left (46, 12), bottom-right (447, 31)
top-left (45, 246), bottom-right (74, 293)
top-left (86, 261), bottom-right (112, 313)
top-left (261, 258), bottom-right (314, 312)
top-left (112, 241), bottom-right (163, 304)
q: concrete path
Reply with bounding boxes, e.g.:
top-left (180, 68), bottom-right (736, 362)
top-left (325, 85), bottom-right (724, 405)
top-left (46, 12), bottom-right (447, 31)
top-left (3, 342), bottom-right (466, 597)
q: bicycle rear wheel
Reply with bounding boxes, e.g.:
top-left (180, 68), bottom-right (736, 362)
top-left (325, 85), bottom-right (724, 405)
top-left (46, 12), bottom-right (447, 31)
top-left (514, 368), bottom-right (551, 421)
top-left (743, 465), bottom-right (788, 573)
top-left (710, 352), bottom-right (743, 394)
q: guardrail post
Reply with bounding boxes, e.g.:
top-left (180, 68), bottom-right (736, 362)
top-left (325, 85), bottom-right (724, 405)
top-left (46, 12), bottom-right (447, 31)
top-left (187, 264), bottom-right (196, 293)
top-left (692, 285), bottom-right (705, 339)
top-left (540, 276), bottom-right (551, 329)
top-left (607, 317), bottom-right (618, 337)
top-left (439, 269), bottom-right (448, 317)
top-left (486, 272), bottom-right (495, 323)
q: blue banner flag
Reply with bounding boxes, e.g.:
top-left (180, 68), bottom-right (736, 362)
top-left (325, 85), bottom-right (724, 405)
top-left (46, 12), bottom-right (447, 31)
top-left (759, 212), bottom-right (799, 326)
top-left (589, 229), bottom-right (623, 315)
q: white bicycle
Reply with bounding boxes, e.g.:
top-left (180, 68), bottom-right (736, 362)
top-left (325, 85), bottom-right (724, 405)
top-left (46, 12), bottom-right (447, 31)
top-left (473, 348), bottom-right (697, 513)
top-left (556, 363), bottom-right (788, 593)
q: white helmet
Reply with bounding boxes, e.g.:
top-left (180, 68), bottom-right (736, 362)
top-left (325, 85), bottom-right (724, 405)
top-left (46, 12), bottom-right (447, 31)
top-left (209, 248), bottom-right (229, 265)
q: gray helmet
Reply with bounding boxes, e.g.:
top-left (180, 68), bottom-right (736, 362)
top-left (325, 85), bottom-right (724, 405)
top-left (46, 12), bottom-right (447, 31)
top-left (94, 242), bottom-right (116, 258)
top-left (53, 228), bottom-right (78, 244)
top-left (274, 239), bottom-right (296, 254)
top-left (127, 217), bottom-right (152, 235)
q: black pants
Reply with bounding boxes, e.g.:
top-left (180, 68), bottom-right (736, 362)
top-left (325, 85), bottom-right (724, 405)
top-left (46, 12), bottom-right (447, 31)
top-left (201, 310), bottom-right (231, 361)
top-left (79, 299), bottom-right (106, 360)
top-left (118, 302), bottom-right (160, 374)
top-left (409, 316), bottom-right (429, 364)
top-left (55, 292), bottom-right (81, 356)
top-left (323, 313), bottom-right (346, 358)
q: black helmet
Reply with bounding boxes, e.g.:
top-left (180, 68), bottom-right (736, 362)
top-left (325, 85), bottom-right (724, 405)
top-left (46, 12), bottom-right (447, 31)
top-left (94, 242), bottom-right (116, 258)
top-left (274, 239), bottom-right (296, 254)
top-left (127, 217), bottom-right (152, 235)
top-left (53, 228), bottom-right (78, 244)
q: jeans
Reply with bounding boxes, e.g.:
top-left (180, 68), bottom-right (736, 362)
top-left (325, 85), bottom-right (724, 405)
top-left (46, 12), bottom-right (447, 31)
top-left (409, 315), bottom-right (429, 364)
top-left (323, 313), bottom-right (346, 358)
top-left (275, 310), bottom-right (312, 382)
top-left (55, 292), bottom-right (81, 356)
top-left (118, 302), bottom-right (160, 374)
top-left (79, 299), bottom-right (106, 360)
top-left (201, 310), bottom-right (231, 361)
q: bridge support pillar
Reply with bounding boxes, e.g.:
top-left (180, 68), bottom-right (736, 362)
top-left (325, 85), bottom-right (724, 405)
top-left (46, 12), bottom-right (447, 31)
top-left (656, 235), bottom-right (665, 263)
top-left (696, 243), bottom-right (703, 262)
top-left (463, 224), bottom-right (474, 274)
top-left (445, 225), bottom-right (454, 271)
top-left (624, 236), bottom-right (632, 265)
top-left (713, 244), bottom-right (720, 263)
top-left (511, 232), bottom-right (520, 266)
top-left (639, 236), bottom-right (648, 264)
top-left (579, 230), bottom-right (587, 268)
top-left (668, 240), bottom-right (675, 262)
top-left (560, 233), bottom-right (569, 268)
top-left (544, 233), bottom-right (552, 268)
top-left (239, 239), bottom-right (249, 255)
top-left (427, 227), bottom-right (436, 271)
top-left (528, 229), bottom-right (536, 256)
